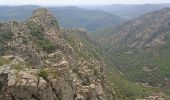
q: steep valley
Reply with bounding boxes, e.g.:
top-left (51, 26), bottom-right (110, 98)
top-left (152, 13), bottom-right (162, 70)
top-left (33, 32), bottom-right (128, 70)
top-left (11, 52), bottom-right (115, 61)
top-left (98, 7), bottom-right (170, 98)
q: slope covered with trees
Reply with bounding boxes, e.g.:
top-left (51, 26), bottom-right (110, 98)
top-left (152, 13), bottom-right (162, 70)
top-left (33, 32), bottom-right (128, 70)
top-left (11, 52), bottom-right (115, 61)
top-left (99, 7), bottom-right (170, 89)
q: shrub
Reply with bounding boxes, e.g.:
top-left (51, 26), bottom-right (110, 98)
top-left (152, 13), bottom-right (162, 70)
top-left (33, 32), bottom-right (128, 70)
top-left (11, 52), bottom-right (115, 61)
top-left (28, 22), bottom-right (44, 38)
top-left (28, 22), bottom-right (57, 53)
top-left (0, 32), bottom-right (13, 54)
top-left (2, 32), bottom-right (13, 40)
top-left (43, 44), bottom-right (56, 53)
top-left (0, 59), bottom-right (9, 66)
top-left (12, 63), bottom-right (24, 70)
top-left (37, 69), bottom-right (48, 79)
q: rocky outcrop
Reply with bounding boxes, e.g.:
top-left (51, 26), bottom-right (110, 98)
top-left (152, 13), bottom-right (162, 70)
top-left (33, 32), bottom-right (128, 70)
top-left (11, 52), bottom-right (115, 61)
top-left (0, 56), bottom-right (106, 100)
top-left (29, 8), bottom-right (60, 32)
top-left (0, 8), bottom-right (114, 100)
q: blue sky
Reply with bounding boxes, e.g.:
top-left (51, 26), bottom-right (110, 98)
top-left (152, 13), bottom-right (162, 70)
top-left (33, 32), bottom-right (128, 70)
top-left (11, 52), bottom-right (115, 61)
top-left (0, 0), bottom-right (170, 6)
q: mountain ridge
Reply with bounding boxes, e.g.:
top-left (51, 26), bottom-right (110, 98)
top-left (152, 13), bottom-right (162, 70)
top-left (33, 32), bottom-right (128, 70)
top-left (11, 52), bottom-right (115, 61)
top-left (83, 4), bottom-right (170, 19)
top-left (101, 7), bottom-right (170, 50)
top-left (98, 7), bottom-right (170, 90)
top-left (0, 8), bottom-right (116, 100)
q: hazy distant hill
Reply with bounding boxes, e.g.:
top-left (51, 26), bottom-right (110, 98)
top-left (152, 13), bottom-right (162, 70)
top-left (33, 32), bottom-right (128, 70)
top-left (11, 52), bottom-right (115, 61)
top-left (50, 6), bottom-right (124, 32)
top-left (82, 4), bottom-right (170, 19)
top-left (0, 5), bottom-right (124, 31)
top-left (0, 5), bottom-right (39, 21)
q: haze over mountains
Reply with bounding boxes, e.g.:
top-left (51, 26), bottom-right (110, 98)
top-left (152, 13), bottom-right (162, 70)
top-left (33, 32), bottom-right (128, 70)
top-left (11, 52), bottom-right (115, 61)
top-left (0, 5), bottom-right (124, 32)
top-left (1, 4), bottom-right (170, 32)
top-left (83, 4), bottom-right (170, 19)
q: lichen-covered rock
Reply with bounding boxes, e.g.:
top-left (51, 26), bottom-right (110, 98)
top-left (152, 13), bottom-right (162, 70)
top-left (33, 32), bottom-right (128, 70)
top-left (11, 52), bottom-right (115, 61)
top-left (0, 64), bottom-right (107, 100)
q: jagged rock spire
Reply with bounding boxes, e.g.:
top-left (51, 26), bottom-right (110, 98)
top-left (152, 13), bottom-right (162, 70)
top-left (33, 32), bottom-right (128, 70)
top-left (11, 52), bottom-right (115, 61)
top-left (29, 8), bottom-right (60, 31)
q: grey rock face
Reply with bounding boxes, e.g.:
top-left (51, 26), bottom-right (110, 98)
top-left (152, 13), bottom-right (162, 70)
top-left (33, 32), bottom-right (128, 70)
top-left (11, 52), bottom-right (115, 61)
top-left (0, 63), bottom-right (106, 100)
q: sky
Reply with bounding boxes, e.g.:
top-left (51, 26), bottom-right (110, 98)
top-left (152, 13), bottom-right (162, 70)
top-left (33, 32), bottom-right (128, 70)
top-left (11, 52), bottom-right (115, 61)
top-left (0, 0), bottom-right (170, 6)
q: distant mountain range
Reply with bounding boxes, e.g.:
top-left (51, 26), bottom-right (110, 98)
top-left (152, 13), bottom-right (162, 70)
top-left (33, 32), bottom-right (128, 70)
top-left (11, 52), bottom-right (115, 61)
top-left (1, 4), bottom-right (170, 32)
top-left (82, 4), bottom-right (170, 19)
top-left (0, 5), bottom-right (124, 32)
top-left (50, 6), bottom-right (125, 32)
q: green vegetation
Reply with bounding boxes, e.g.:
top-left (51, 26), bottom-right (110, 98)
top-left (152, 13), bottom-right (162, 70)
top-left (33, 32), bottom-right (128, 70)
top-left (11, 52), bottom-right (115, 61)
top-left (28, 22), bottom-right (56, 53)
top-left (42, 43), bottom-right (56, 53)
top-left (37, 68), bottom-right (59, 80)
top-left (62, 30), bottom-right (103, 61)
top-left (1, 32), bottom-right (13, 40)
top-left (61, 29), bottom-right (160, 100)
top-left (106, 67), bottom-right (159, 100)
top-left (0, 58), bottom-right (10, 66)
top-left (94, 7), bottom-right (170, 99)
top-left (37, 69), bottom-right (48, 79)
top-left (12, 62), bottom-right (24, 70)
top-left (0, 31), bottom-right (13, 55)
top-left (107, 46), bottom-right (170, 87)
top-left (29, 24), bottom-right (44, 39)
